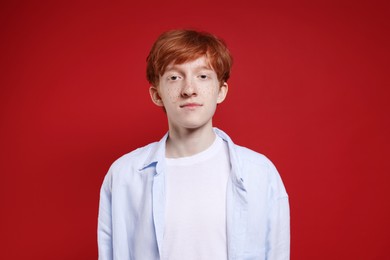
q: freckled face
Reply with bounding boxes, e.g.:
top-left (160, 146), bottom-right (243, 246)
top-left (149, 56), bottom-right (228, 131)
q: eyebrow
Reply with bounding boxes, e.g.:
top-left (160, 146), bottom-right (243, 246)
top-left (197, 65), bottom-right (214, 71)
top-left (164, 64), bottom-right (214, 73)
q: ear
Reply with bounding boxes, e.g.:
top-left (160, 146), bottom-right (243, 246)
top-left (217, 82), bottom-right (228, 104)
top-left (149, 86), bottom-right (164, 107)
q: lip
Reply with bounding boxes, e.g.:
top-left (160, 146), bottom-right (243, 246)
top-left (180, 102), bottom-right (203, 108)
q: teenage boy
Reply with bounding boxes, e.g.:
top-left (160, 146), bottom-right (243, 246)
top-left (98, 29), bottom-right (290, 260)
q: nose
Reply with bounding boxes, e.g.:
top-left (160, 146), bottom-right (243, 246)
top-left (181, 79), bottom-right (197, 97)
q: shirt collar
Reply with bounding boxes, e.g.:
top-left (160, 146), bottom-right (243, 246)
top-left (138, 127), bottom-right (244, 187)
top-left (214, 128), bottom-right (246, 190)
top-left (139, 132), bottom-right (168, 171)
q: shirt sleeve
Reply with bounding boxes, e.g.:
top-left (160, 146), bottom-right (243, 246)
top-left (266, 164), bottom-right (290, 260)
top-left (97, 171), bottom-right (113, 260)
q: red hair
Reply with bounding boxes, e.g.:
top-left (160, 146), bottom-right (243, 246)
top-left (146, 29), bottom-right (233, 87)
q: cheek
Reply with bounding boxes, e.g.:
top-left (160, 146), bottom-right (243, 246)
top-left (199, 85), bottom-right (220, 99)
top-left (164, 87), bottom-right (180, 100)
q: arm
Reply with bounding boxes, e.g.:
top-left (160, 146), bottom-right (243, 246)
top-left (266, 165), bottom-right (290, 260)
top-left (98, 171), bottom-right (113, 260)
top-left (266, 196), bottom-right (290, 259)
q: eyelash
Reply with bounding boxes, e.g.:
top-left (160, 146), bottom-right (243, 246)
top-left (167, 74), bottom-right (210, 81)
top-left (169, 76), bottom-right (179, 80)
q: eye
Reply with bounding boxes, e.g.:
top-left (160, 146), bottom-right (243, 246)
top-left (199, 74), bottom-right (208, 79)
top-left (169, 75), bottom-right (181, 81)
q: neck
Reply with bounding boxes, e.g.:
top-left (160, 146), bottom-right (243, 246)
top-left (165, 123), bottom-right (216, 158)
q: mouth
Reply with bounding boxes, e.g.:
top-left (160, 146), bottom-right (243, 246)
top-left (180, 103), bottom-right (203, 108)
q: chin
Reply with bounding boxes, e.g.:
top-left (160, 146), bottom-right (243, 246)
top-left (181, 121), bottom-right (212, 130)
top-left (169, 116), bottom-right (213, 131)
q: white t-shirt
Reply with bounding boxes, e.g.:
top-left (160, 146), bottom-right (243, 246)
top-left (162, 135), bottom-right (231, 260)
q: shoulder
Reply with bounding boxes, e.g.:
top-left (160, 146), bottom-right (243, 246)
top-left (109, 141), bottom-right (158, 172)
top-left (215, 128), bottom-right (277, 172)
top-left (232, 143), bottom-right (288, 198)
top-left (100, 141), bottom-right (161, 192)
top-left (216, 128), bottom-right (288, 197)
top-left (233, 144), bottom-right (276, 170)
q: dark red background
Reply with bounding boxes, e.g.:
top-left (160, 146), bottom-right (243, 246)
top-left (1, 1), bottom-right (389, 259)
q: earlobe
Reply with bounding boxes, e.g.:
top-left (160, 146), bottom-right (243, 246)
top-left (217, 82), bottom-right (228, 104)
top-left (149, 86), bottom-right (164, 107)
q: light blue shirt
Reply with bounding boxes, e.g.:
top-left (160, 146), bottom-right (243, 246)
top-left (98, 128), bottom-right (290, 260)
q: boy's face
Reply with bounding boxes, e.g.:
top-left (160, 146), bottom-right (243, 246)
top-left (149, 56), bottom-right (228, 131)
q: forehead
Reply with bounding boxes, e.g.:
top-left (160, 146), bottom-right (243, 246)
top-left (164, 56), bottom-right (214, 72)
